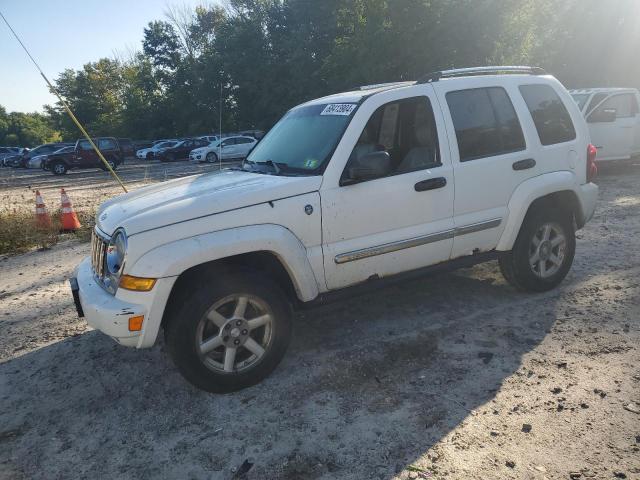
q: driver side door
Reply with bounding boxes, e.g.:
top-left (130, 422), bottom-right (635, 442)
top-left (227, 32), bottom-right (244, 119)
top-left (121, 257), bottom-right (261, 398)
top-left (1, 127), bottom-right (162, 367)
top-left (321, 87), bottom-right (455, 290)
top-left (587, 93), bottom-right (637, 161)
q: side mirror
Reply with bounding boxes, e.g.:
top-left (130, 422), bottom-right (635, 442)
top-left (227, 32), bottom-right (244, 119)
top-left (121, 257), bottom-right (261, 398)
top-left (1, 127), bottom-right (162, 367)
top-left (343, 151), bottom-right (392, 185)
top-left (589, 108), bottom-right (617, 123)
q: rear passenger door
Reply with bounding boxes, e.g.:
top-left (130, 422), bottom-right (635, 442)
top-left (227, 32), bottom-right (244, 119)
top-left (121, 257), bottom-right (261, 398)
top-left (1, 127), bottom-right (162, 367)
top-left (434, 80), bottom-right (536, 258)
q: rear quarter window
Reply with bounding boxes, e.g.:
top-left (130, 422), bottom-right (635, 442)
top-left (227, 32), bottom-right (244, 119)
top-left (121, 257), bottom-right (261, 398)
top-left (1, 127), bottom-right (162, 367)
top-left (519, 84), bottom-right (576, 146)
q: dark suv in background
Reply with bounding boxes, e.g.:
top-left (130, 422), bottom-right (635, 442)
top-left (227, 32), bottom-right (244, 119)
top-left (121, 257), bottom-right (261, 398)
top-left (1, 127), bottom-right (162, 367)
top-left (44, 137), bottom-right (123, 175)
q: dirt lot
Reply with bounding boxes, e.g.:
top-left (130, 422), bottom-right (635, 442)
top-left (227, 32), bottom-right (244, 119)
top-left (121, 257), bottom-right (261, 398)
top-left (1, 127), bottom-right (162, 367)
top-left (1, 162), bottom-right (639, 480)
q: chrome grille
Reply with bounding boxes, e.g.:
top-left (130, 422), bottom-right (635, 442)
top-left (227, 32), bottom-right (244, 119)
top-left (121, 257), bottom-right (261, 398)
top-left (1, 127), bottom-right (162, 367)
top-left (91, 230), bottom-right (108, 279)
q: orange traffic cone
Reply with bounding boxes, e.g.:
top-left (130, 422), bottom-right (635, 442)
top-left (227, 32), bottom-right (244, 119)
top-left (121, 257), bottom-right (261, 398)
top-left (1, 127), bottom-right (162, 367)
top-left (60, 188), bottom-right (81, 231)
top-left (35, 190), bottom-right (51, 228)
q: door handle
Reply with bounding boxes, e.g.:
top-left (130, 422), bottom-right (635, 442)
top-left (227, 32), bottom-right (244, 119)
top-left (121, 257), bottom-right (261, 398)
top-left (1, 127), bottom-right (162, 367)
top-left (512, 158), bottom-right (536, 171)
top-left (415, 177), bottom-right (447, 192)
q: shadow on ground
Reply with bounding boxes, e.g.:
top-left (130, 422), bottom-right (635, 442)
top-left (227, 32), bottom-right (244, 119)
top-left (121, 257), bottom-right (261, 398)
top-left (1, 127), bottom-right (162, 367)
top-left (1, 265), bottom-right (564, 480)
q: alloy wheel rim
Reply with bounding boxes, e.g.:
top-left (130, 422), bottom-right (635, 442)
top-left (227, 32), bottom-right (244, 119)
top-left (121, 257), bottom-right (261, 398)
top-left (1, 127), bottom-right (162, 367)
top-left (195, 294), bottom-right (274, 374)
top-left (529, 222), bottom-right (566, 278)
top-left (54, 164), bottom-right (64, 174)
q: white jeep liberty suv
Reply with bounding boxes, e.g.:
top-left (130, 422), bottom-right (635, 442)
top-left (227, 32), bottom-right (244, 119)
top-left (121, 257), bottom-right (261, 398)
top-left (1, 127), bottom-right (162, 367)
top-left (70, 66), bottom-right (598, 392)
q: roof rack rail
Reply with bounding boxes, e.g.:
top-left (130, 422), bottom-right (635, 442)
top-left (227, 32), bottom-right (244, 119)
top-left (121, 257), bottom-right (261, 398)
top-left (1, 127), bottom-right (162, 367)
top-left (417, 66), bottom-right (546, 84)
top-left (358, 81), bottom-right (415, 91)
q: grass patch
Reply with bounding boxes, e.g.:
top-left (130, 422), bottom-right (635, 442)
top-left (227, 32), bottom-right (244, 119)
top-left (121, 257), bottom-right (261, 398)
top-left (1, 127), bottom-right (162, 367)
top-left (0, 209), bottom-right (95, 256)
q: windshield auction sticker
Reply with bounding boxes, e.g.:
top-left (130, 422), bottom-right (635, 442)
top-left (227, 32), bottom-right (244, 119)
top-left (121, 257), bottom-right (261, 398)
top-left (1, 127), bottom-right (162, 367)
top-left (320, 103), bottom-right (357, 116)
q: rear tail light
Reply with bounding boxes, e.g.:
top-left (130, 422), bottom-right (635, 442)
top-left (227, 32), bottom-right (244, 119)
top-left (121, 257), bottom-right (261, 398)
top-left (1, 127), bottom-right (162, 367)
top-left (587, 144), bottom-right (598, 182)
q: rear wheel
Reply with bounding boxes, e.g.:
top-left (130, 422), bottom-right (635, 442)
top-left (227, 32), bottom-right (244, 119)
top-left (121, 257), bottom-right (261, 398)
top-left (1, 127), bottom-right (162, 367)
top-left (51, 161), bottom-right (68, 175)
top-left (499, 208), bottom-right (575, 292)
top-left (165, 270), bottom-right (292, 393)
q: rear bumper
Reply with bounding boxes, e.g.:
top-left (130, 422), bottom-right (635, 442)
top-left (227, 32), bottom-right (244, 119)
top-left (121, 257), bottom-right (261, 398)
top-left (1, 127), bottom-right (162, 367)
top-left (71, 257), bottom-right (176, 348)
top-left (579, 182), bottom-right (598, 226)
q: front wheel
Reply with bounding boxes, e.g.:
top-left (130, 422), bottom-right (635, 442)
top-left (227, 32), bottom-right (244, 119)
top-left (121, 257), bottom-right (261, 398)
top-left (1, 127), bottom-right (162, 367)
top-left (165, 270), bottom-right (292, 393)
top-left (499, 209), bottom-right (575, 292)
top-left (206, 152), bottom-right (218, 163)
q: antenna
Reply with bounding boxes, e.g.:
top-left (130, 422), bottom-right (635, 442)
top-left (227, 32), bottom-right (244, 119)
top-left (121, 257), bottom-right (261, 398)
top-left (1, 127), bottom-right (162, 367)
top-left (0, 10), bottom-right (128, 193)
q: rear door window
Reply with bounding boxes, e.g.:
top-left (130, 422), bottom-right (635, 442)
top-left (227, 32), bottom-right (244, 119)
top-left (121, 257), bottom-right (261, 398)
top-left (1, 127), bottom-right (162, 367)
top-left (446, 87), bottom-right (526, 161)
top-left (519, 84), bottom-right (576, 146)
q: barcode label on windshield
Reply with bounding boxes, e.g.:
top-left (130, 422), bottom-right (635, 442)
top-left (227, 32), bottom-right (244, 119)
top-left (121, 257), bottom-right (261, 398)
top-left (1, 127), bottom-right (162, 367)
top-left (321, 103), bottom-right (357, 116)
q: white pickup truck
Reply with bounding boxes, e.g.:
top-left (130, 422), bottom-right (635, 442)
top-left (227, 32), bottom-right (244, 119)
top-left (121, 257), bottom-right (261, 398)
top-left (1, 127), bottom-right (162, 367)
top-left (70, 66), bottom-right (598, 393)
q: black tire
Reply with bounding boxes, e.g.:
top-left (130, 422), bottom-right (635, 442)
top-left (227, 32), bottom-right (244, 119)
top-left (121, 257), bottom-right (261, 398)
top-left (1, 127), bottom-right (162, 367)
top-left (146, 152), bottom-right (153, 160)
top-left (100, 159), bottom-right (117, 171)
top-left (499, 207), bottom-right (575, 292)
top-left (51, 161), bottom-right (68, 175)
top-left (167, 153), bottom-right (176, 162)
top-left (165, 269), bottom-right (292, 393)
top-left (206, 151), bottom-right (218, 163)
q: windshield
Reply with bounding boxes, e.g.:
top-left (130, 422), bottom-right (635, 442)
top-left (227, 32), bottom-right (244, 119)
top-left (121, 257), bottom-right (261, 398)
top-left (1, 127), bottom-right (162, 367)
top-left (571, 93), bottom-right (590, 110)
top-left (246, 102), bottom-right (357, 173)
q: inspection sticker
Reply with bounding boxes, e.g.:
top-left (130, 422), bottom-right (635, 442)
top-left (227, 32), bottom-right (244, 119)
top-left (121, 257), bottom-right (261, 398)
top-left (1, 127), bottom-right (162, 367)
top-left (320, 103), bottom-right (357, 116)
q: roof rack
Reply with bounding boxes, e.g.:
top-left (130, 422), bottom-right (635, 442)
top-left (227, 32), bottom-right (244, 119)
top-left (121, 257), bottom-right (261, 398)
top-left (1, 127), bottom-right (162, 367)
top-left (417, 66), bottom-right (546, 84)
top-left (359, 81), bottom-right (415, 91)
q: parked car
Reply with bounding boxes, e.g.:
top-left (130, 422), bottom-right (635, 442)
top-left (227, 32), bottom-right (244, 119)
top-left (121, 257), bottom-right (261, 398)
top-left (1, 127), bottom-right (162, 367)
top-left (136, 141), bottom-right (178, 160)
top-left (570, 88), bottom-right (640, 162)
top-left (71, 66), bottom-right (598, 393)
top-left (197, 135), bottom-right (219, 143)
top-left (37, 145), bottom-right (75, 170)
top-left (8, 143), bottom-right (71, 168)
top-left (239, 130), bottom-right (265, 139)
top-left (117, 138), bottom-right (136, 162)
top-left (189, 136), bottom-right (258, 163)
top-left (0, 147), bottom-right (22, 165)
top-left (26, 154), bottom-right (48, 169)
top-left (133, 140), bottom-right (153, 151)
top-left (44, 137), bottom-right (123, 175)
top-left (156, 138), bottom-right (209, 162)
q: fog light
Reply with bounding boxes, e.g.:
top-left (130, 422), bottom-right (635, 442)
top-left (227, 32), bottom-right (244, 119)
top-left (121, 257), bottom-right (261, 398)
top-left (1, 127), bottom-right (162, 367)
top-left (119, 275), bottom-right (156, 291)
top-left (128, 315), bottom-right (144, 331)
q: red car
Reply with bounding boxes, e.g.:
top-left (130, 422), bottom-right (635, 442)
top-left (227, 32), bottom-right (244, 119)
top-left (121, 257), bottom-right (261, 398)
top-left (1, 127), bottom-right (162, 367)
top-left (44, 137), bottom-right (123, 175)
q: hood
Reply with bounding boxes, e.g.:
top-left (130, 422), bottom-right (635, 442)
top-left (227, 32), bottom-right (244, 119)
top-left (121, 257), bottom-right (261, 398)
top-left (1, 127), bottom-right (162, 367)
top-left (96, 169), bottom-right (322, 236)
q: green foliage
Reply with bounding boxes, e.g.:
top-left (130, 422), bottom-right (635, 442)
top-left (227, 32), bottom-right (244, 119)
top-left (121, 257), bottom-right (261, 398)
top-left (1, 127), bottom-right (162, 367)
top-left (0, 105), bottom-right (61, 147)
top-left (4, 0), bottom-right (640, 145)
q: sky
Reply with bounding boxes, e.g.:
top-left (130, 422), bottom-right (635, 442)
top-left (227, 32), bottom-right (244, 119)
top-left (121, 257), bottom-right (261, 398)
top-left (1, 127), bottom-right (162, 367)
top-left (0, 0), bottom-right (213, 113)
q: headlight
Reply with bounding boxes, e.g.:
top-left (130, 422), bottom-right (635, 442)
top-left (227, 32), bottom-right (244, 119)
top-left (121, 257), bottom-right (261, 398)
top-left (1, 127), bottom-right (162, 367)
top-left (106, 229), bottom-right (127, 276)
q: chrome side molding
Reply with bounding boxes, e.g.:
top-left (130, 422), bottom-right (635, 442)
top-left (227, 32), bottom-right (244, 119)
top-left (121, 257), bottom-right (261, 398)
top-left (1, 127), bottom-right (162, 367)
top-left (334, 218), bottom-right (502, 264)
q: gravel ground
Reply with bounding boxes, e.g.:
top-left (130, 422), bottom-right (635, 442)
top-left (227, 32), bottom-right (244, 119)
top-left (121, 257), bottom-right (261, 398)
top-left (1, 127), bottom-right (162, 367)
top-left (0, 162), bottom-right (639, 480)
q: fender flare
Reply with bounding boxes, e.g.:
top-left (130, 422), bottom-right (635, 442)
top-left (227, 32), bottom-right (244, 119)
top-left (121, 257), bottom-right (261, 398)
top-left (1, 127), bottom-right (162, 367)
top-left (496, 171), bottom-right (583, 251)
top-left (127, 224), bottom-right (320, 302)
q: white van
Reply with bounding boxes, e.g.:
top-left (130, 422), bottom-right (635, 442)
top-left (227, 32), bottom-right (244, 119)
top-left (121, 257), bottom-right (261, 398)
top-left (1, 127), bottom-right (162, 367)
top-left (570, 88), bottom-right (640, 162)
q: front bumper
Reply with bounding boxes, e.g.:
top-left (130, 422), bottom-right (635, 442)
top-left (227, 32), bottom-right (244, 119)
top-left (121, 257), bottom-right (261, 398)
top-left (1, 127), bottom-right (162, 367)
top-left (71, 257), bottom-right (176, 348)
top-left (72, 258), bottom-right (145, 347)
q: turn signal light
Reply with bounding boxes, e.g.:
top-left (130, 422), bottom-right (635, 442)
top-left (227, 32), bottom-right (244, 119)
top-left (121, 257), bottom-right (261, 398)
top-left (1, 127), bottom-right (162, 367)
top-left (119, 275), bottom-right (156, 291)
top-left (128, 315), bottom-right (144, 331)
